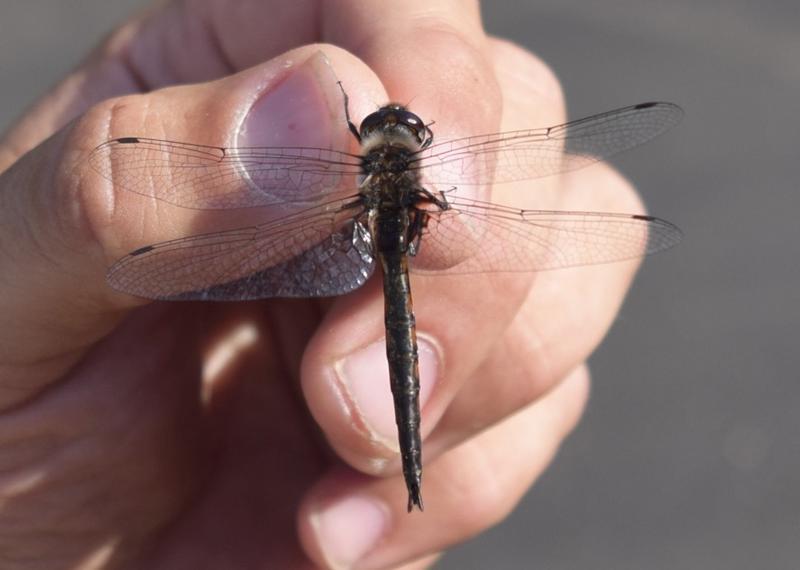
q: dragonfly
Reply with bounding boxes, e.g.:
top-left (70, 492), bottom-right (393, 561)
top-left (89, 86), bottom-right (682, 512)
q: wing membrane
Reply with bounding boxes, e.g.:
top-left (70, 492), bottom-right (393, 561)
top-left (90, 137), bottom-right (363, 209)
top-left (412, 102), bottom-right (683, 186)
top-left (107, 200), bottom-right (375, 300)
top-left (98, 102), bottom-right (682, 297)
top-left (411, 197), bottom-right (682, 275)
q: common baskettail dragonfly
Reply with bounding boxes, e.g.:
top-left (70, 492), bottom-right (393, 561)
top-left (90, 85), bottom-right (682, 511)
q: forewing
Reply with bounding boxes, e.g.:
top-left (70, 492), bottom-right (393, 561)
top-left (412, 102), bottom-right (683, 186)
top-left (410, 197), bottom-right (682, 275)
top-left (89, 137), bottom-right (363, 209)
top-left (107, 201), bottom-right (375, 300)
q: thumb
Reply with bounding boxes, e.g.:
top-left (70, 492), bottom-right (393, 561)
top-left (0, 45), bottom-right (383, 407)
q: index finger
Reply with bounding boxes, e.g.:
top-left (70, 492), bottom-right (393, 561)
top-left (128, 0), bottom-right (499, 136)
top-left (2, 0), bottom-right (499, 166)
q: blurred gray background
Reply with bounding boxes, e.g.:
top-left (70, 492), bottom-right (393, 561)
top-left (1, 1), bottom-right (797, 569)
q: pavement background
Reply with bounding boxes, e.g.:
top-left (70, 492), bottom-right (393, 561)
top-left (1, 2), bottom-right (797, 569)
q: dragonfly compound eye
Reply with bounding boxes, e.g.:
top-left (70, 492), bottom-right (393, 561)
top-left (360, 105), bottom-right (427, 146)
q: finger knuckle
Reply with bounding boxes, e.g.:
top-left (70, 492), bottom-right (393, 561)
top-left (582, 163), bottom-right (646, 214)
top-left (447, 445), bottom-right (519, 534)
top-left (489, 37), bottom-right (565, 107)
top-left (419, 26), bottom-right (502, 112)
top-left (69, 94), bottom-right (150, 253)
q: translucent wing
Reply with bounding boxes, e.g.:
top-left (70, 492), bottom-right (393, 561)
top-left (410, 197), bottom-right (682, 275)
top-left (412, 102), bottom-right (683, 185)
top-left (107, 200), bottom-right (375, 300)
top-left (89, 137), bottom-right (363, 209)
top-left (98, 102), bottom-right (682, 298)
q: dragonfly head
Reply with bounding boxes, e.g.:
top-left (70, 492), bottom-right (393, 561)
top-left (359, 104), bottom-right (428, 150)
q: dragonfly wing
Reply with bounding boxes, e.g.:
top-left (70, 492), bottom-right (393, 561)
top-left (410, 197), bottom-right (682, 275)
top-left (89, 137), bottom-right (363, 209)
top-left (107, 202), bottom-right (375, 300)
top-left (412, 102), bottom-right (683, 186)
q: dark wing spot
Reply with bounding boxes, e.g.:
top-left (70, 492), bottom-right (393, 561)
top-left (632, 214), bottom-right (655, 221)
top-left (116, 137), bottom-right (140, 144)
top-left (130, 245), bottom-right (155, 256)
top-left (634, 102), bottom-right (658, 110)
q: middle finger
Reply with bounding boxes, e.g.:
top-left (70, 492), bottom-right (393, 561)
top-left (424, 39), bottom-right (646, 459)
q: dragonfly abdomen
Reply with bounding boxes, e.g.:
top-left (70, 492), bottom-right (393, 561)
top-left (372, 206), bottom-right (424, 512)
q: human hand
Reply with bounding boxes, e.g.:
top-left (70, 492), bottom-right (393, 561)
top-left (0, 1), bottom-right (645, 568)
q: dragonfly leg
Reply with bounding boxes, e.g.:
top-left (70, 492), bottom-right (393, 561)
top-left (420, 120), bottom-right (436, 149)
top-left (416, 186), bottom-right (451, 211)
top-left (407, 210), bottom-right (429, 256)
top-left (336, 81), bottom-right (362, 143)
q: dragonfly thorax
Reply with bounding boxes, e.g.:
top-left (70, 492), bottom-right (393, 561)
top-left (361, 144), bottom-right (415, 176)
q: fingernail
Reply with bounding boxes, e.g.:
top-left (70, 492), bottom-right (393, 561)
top-left (334, 335), bottom-right (440, 449)
top-left (311, 495), bottom-right (389, 569)
top-left (236, 52), bottom-right (348, 198)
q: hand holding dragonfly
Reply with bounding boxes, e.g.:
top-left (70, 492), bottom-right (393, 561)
top-left (0, 1), bottom-right (675, 568)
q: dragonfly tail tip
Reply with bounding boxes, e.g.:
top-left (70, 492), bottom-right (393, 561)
top-left (407, 488), bottom-right (424, 512)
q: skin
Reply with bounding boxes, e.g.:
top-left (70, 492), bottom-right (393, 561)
top-left (0, 1), bottom-right (647, 569)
